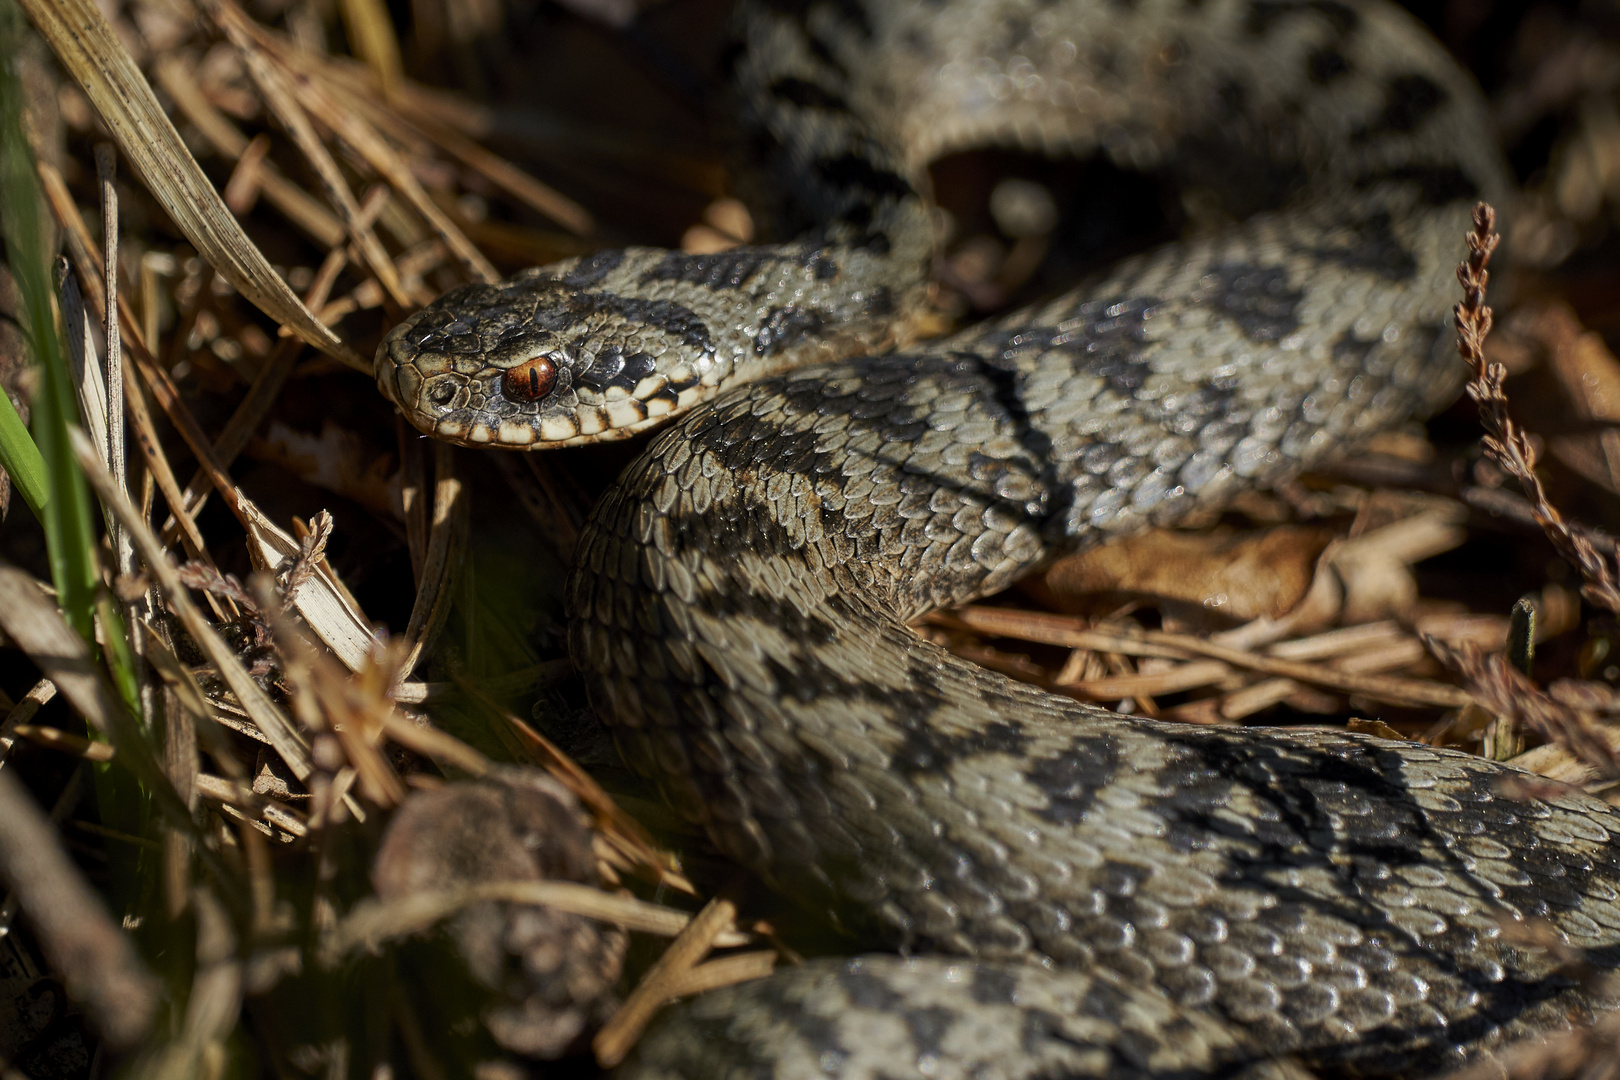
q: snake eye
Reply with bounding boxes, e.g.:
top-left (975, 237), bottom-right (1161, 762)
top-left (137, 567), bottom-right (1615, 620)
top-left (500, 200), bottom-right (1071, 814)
top-left (501, 355), bottom-right (558, 402)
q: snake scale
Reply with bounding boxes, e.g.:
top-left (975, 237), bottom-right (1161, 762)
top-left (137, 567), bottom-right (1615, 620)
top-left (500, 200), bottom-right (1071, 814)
top-left (376, 0), bottom-right (1620, 1075)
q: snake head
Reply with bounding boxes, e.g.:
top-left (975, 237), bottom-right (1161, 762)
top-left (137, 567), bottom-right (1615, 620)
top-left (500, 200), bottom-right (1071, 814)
top-left (377, 265), bottom-right (719, 448)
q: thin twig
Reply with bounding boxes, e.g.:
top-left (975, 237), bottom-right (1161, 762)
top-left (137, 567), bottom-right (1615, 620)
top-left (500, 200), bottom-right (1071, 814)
top-left (35, 161), bottom-right (216, 563)
top-left (0, 562), bottom-right (226, 900)
top-left (0, 680), bottom-right (58, 767)
top-left (10, 724), bottom-right (115, 762)
top-left (94, 143), bottom-right (159, 737)
top-left (151, 57), bottom-right (346, 247)
top-left (17, 0), bottom-right (366, 366)
top-left (215, 15), bottom-right (411, 310)
top-left (658, 950), bottom-right (778, 1000)
top-left (323, 881), bottom-right (751, 966)
top-left (937, 607), bottom-right (1473, 708)
top-left (455, 677), bottom-right (687, 891)
top-left (594, 893), bottom-right (742, 1067)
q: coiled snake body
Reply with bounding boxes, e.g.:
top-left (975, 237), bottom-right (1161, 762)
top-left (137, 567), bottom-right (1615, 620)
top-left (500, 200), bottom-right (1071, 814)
top-left (377, 0), bottom-right (1620, 1075)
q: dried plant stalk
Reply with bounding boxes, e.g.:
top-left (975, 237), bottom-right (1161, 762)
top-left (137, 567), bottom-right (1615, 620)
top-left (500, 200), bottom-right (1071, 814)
top-left (594, 894), bottom-right (742, 1067)
top-left (16, 0), bottom-right (368, 369)
top-left (1456, 203), bottom-right (1620, 612)
top-left (941, 607), bottom-right (1472, 707)
top-left (324, 881), bottom-right (751, 964)
top-left (152, 57), bottom-right (346, 247)
top-left (659, 950), bottom-right (779, 1000)
top-left (69, 428), bottom-right (317, 782)
top-left (1426, 636), bottom-right (1620, 778)
top-left (218, 20), bottom-right (412, 309)
top-left (397, 443), bottom-right (466, 682)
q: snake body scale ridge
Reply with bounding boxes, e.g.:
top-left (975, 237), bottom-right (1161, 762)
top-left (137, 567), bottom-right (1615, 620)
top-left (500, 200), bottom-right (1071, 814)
top-left (377, 0), bottom-right (1620, 1076)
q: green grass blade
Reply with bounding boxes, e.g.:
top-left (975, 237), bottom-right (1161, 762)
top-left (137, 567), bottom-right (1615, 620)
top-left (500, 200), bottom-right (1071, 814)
top-left (3, 4), bottom-right (149, 913)
top-left (1, 1), bottom-right (104, 647)
top-left (0, 376), bottom-right (47, 517)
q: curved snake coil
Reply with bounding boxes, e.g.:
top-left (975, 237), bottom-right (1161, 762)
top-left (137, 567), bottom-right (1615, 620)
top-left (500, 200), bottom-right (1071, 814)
top-left (376, 0), bottom-right (1620, 1075)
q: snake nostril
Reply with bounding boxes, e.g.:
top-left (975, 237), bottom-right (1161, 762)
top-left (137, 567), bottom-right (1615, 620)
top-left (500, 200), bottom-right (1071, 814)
top-left (501, 355), bottom-right (559, 402)
top-left (427, 382), bottom-right (458, 407)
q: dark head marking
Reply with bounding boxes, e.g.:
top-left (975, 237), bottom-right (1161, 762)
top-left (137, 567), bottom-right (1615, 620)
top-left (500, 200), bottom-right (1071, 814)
top-left (1307, 46), bottom-right (1349, 84)
top-left (769, 77), bottom-right (851, 112)
top-left (561, 249), bottom-right (625, 287)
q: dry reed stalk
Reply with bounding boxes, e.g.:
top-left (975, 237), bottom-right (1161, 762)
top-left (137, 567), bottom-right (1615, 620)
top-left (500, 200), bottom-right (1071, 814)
top-left (210, 0), bottom-right (499, 284)
top-left (337, 0), bottom-right (404, 99)
top-left (1062, 659), bottom-right (1233, 701)
top-left (377, 710), bottom-right (492, 775)
top-left (10, 724), bottom-right (115, 762)
top-left (324, 880), bottom-right (752, 966)
top-left (252, 576), bottom-right (407, 809)
top-left (659, 950), bottom-right (779, 999)
top-left (1215, 677), bottom-right (1302, 721)
top-left (95, 146), bottom-right (131, 580)
top-left (1265, 621), bottom-right (1408, 660)
top-left (397, 442), bottom-right (466, 682)
top-left (139, 625), bottom-right (252, 787)
top-left (193, 774), bottom-right (309, 838)
top-left (218, 18), bottom-right (412, 310)
top-left (0, 680), bottom-right (59, 764)
top-left (0, 563), bottom-right (219, 909)
top-left (241, 21), bottom-right (593, 235)
top-left (152, 57), bottom-right (346, 247)
top-left (221, 132), bottom-right (273, 214)
top-left (1331, 639), bottom-right (1429, 674)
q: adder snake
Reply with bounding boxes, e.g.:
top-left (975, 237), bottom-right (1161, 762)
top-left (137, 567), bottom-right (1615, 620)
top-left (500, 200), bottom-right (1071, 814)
top-left (376, 0), bottom-right (1620, 1075)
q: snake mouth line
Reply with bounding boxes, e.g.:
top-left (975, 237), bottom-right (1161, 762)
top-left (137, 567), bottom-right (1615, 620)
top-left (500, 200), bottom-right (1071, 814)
top-left (374, 274), bottom-right (728, 448)
top-left (377, 349), bottom-right (711, 448)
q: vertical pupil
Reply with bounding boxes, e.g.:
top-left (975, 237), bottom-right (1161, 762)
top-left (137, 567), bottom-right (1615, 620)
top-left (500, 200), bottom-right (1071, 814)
top-left (502, 356), bottom-right (558, 402)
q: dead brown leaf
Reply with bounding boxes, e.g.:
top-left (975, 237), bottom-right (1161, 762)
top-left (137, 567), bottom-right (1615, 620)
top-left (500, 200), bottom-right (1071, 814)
top-left (1034, 525), bottom-right (1335, 623)
top-left (1347, 717), bottom-right (1408, 741)
top-left (1332, 498), bottom-right (1468, 623)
